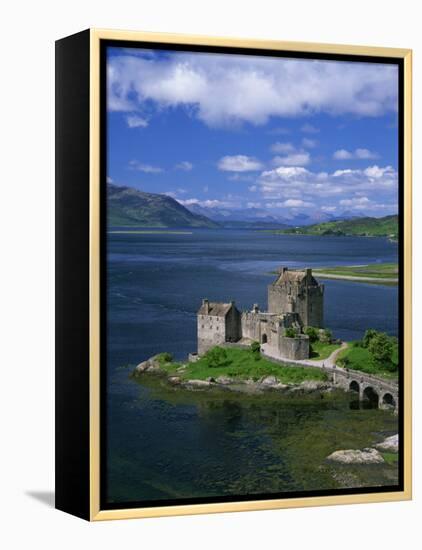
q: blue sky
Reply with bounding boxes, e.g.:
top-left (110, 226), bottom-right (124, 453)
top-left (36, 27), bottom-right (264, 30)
top-left (107, 46), bottom-right (399, 217)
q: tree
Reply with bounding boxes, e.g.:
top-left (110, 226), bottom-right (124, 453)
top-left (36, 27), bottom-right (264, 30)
top-left (362, 329), bottom-right (378, 348)
top-left (368, 332), bottom-right (393, 364)
top-left (304, 326), bottom-right (318, 343)
top-left (205, 346), bottom-right (228, 368)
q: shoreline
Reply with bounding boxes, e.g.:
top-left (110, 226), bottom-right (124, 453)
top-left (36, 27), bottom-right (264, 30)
top-left (133, 355), bottom-right (341, 396)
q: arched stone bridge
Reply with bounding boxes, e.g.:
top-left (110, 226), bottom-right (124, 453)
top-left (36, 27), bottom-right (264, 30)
top-left (261, 344), bottom-right (399, 412)
top-left (327, 366), bottom-right (399, 411)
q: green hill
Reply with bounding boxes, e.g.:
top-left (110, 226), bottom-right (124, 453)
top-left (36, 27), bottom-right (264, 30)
top-left (276, 215), bottom-right (398, 239)
top-left (107, 184), bottom-right (218, 228)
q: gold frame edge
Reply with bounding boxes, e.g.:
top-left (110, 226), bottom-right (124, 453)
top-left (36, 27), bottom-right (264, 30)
top-left (88, 28), bottom-right (412, 521)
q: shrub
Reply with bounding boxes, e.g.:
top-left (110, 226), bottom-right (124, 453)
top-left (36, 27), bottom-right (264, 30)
top-left (285, 327), bottom-right (297, 338)
top-left (318, 328), bottom-right (332, 343)
top-left (155, 352), bottom-right (173, 363)
top-left (251, 341), bottom-right (261, 354)
top-left (304, 326), bottom-right (318, 343)
top-left (250, 341), bottom-right (261, 360)
top-left (205, 346), bottom-right (229, 368)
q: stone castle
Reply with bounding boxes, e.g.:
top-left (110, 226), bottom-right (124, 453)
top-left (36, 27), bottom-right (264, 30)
top-left (197, 267), bottom-right (324, 361)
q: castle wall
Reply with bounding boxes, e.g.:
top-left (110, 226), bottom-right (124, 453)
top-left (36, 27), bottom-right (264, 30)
top-left (225, 307), bottom-right (242, 342)
top-left (241, 312), bottom-right (262, 341)
top-left (268, 280), bottom-right (324, 327)
top-left (197, 314), bottom-right (226, 355)
top-left (278, 335), bottom-right (310, 360)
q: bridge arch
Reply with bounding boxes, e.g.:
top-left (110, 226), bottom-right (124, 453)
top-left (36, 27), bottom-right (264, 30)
top-left (349, 380), bottom-right (360, 393)
top-left (363, 386), bottom-right (379, 408)
top-left (382, 392), bottom-right (396, 407)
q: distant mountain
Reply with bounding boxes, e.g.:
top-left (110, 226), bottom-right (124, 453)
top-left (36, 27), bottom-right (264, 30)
top-left (186, 204), bottom-right (283, 224)
top-left (185, 203), bottom-right (338, 227)
top-left (275, 215), bottom-right (398, 239)
top-left (107, 184), bottom-right (218, 228)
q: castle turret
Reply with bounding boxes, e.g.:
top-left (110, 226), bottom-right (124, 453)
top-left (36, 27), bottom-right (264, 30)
top-left (267, 267), bottom-right (324, 327)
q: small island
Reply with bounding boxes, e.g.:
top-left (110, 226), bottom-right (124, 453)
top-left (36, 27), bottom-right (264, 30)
top-left (133, 267), bottom-right (398, 411)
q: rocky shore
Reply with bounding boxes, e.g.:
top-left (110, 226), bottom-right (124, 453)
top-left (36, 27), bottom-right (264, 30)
top-left (133, 355), bottom-right (334, 396)
top-left (326, 434), bottom-right (399, 464)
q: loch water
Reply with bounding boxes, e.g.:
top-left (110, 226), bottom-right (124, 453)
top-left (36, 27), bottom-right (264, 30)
top-left (106, 229), bottom-right (399, 504)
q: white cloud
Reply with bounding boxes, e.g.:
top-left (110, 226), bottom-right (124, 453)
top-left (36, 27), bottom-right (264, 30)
top-left (218, 155), bottom-right (263, 172)
top-left (257, 164), bottom-right (398, 210)
top-left (178, 198), bottom-right (233, 208)
top-left (108, 52), bottom-right (398, 127)
top-left (333, 149), bottom-right (353, 160)
top-left (271, 142), bottom-right (311, 166)
top-left (126, 115), bottom-right (148, 128)
top-left (333, 148), bottom-right (379, 160)
top-left (175, 161), bottom-right (193, 171)
top-left (129, 160), bottom-right (163, 173)
top-left (282, 199), bottom-right (314, 208)
top-left (107, 176), bottom-right (113, 184)
top-left (248, 185), bottom-right (258, 192)
top-left (272, 152), bottom-right (310, 167)
top-left (301, 123), bottom-right (320, 134)
top-left (270, 142), bottom-right (295, 154)
top-left (302, 138), bottom-right (317, 148)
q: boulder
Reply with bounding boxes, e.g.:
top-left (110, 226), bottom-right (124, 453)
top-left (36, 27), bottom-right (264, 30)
top-left (260, 375), bottom-right (278, 387)
top-left (327, 448), bottom-right (384, 464)
top-left (375, 434), bottom-right (399, 453)
top-left (216, 376), bottom-right (233, 385)
top-left (168, 376), bottom-right (182, 386)
top-left (184, 379), bottom-right (212, 389)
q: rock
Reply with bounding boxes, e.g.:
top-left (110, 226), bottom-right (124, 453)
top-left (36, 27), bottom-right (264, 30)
top-left (300, 380), bottom-right (327, 391)
top-left (273, 383), bottom-right (289, 391)
top-left (260, 375), bottom-right (278, 387)
top-left (216, 376), bottom-right (232, 385)
top-left (327, 448), bottom-right (384, 464)
top-left (184, 379), bottom-right (212, 389)
top-left (375, 434), bottom-right (399, 452)
top-left (168, 376), bottom-right (181, 386)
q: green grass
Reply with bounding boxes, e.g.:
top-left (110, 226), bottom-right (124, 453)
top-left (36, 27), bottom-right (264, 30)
top-left (381, 452), bottom-right (399, 465)
top-left (313, 263), bottom-right (398, 281)
top-left (158, 347), bottom-right (328, 384)
top-left (309, 341), bottom-right (341, 360)
top-left (336, 344), bottom-right (398, 380)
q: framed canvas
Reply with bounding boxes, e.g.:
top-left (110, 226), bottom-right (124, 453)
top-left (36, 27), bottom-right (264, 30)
top-left (55, 29), bottom-right (412, 521)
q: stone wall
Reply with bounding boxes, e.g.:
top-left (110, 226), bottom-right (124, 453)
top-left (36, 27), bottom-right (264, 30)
top-left (241, 312), bottom-right (262, 341)
top-left (278, 334), bottom-right (310, 360)
top-left (268, 278), bottom-right (324, 327)
top-left (197, 313), bottom-right (226, 355)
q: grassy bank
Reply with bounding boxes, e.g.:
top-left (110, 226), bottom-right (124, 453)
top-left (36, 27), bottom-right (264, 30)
top-left (157, 347), bottom-right (328, 384)
top-left (336, 344), bottom-right (398, 381)
top-left (310, 341), bottom-right (341, 360)
top-left (269, 215), bottom-right (398, 239)
top-left (312, 263), bottom-right (398, 284)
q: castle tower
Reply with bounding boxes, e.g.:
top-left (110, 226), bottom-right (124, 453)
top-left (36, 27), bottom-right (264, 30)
top-left (267, 267), bottom-right (324, 327)
top-left (197, 300), bottom-right (241, 355)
